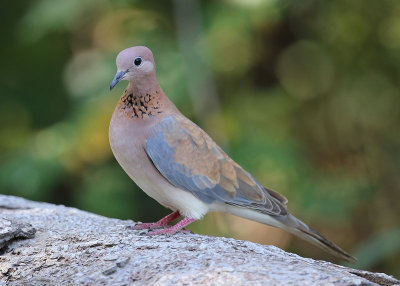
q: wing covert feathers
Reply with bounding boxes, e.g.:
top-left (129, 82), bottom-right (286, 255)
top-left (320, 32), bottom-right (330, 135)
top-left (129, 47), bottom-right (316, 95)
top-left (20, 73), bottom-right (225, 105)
top-left (145, 115), bottom-right (287, 216)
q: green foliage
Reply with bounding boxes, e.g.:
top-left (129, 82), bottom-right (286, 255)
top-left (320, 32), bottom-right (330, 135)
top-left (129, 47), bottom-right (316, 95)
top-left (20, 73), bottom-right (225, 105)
top-left (1, 0), bottom-right (399, 276)
top-left (349, 227), bottom-right (400, 274)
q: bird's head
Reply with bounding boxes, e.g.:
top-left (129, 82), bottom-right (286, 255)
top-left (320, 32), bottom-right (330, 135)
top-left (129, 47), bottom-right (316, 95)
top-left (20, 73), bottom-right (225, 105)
top-left (110, 46), bottom-right (156, 90)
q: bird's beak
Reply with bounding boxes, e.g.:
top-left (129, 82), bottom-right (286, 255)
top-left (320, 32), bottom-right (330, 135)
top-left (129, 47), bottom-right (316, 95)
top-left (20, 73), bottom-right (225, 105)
top-left (110, 71), bottom-right (127, 91)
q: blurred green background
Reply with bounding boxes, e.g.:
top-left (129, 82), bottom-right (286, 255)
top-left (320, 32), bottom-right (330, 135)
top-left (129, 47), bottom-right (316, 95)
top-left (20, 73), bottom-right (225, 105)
top-left (1, 0), bottom-right (399, 276)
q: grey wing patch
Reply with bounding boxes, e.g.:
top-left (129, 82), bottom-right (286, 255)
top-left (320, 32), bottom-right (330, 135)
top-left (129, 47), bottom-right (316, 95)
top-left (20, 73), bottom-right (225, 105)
top-left (146, 131), bottom-right (232, 203)
top-left (145, 116), bottom-right (288, 216)
top-left (145, 117), bottom-right (234, 204)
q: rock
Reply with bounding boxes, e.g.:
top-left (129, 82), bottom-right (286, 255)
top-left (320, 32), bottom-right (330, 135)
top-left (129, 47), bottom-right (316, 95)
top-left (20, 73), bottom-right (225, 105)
top-left (0, 195), bottom-right (398, 286)
top-left (102, 265), bottom-right (118, 276)
top-left (116, 257), bottom-right (130, 268)
top-left (0, 218), bottom-right (36, 250)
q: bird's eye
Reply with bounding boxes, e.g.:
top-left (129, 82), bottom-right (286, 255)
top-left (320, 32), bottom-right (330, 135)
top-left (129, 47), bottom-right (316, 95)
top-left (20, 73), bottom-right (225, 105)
top-left (133, 57), bottom-right (143, 66)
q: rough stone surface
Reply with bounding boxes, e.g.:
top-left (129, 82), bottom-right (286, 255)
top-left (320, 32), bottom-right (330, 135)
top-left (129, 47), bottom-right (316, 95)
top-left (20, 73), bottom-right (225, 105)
top-left (0, 218), bottom-right (36, 250)
top-left (0, 195), bottom-right (398, 286)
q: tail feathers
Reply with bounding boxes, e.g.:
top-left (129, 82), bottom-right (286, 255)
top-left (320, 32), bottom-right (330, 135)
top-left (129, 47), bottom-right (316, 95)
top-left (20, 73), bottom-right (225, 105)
top-left (224, 204), bottom-right (356, 261)
top-left (281, 214), bottom-right (356, 262)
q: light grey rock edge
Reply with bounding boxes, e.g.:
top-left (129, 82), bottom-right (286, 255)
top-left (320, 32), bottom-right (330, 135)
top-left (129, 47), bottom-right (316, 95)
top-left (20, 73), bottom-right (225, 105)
top-left (0, 195), bottom-right (398, 286)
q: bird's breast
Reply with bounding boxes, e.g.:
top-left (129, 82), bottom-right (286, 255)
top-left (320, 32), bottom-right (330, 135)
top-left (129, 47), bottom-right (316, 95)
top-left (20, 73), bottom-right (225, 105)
top-left (109, 107), bottom-right (210, 219)
top-left (109, 107), bottom-right (172, 201)
top-left (109, 107), bottom-right (154, 172)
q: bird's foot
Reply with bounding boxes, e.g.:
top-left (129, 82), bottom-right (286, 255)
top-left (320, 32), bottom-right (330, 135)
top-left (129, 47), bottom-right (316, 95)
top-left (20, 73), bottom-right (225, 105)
top-left (147, 217), bottom-right (195, 236)
top-left (132, 211), bottom-right (181, 230)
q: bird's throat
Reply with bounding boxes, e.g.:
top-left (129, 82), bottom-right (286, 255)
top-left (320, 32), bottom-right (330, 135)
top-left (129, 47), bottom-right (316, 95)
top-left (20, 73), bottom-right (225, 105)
top-left (118, 86), bottom-right (163, 120)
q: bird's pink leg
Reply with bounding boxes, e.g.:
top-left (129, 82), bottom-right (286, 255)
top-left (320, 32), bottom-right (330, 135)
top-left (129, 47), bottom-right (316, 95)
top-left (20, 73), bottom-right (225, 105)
top-left (133, 211), bottom-right (181, 230)
top-left (147, 217), bottom-right (195, 235)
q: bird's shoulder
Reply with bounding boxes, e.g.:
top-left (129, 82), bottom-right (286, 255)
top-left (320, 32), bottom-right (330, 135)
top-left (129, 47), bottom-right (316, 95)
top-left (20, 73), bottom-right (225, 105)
top-left (148, 113), bottom-right (227, 183)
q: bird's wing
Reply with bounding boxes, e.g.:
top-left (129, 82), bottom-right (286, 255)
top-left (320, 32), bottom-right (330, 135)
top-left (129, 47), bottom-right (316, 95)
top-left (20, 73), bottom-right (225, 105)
top-left (145, 115), bottom-right (288, 216)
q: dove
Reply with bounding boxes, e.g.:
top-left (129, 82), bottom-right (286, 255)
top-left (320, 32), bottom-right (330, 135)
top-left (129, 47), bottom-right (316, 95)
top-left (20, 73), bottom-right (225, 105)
top-left (109, 46), bottom-right (355, 261)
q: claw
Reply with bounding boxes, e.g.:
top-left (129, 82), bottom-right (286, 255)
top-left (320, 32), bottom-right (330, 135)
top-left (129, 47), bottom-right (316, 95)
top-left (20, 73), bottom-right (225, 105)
top-left (147, 228), bottom-right (177, 236)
